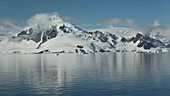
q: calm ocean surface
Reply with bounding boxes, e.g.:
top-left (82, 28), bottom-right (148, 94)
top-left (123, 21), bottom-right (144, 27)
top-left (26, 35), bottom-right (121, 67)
top-left (0, 52), bottom-right (170, 96)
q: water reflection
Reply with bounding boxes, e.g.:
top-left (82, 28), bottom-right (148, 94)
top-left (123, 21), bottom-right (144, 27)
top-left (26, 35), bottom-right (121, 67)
top-left (0, 53), bottom-right (170, 95)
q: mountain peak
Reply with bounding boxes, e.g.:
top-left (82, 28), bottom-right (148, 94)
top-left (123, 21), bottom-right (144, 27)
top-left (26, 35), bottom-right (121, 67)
top-left (27, 12), bottom-right (65, 31)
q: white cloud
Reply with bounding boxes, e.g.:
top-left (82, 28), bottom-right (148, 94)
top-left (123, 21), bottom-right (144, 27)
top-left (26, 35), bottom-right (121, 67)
top-left (136, 20), bottom-right (170, 40)
top-left (0, 12), bottom-right (65, 35)
top-left (1, 12), bottom-right (170, 40)
top-left (152, 20), bottom-right (160, 27)
top-left (0, 25), bottom-right (5, 30)
top-left (27, 12), bottom-right (64, 31)
top-left (0, 18), bottom-right (21, 29)
top-left (0, 18), bottom-right (23, 35)
top-left (62, 16), bottom-right (74, 23)
top-left (98, 18), bottom-right (170, 40)
top-left (99, 17), bottom-right (137, 28)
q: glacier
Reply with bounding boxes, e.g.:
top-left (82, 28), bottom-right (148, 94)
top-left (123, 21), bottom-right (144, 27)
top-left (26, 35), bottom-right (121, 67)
top-left (0, 13), bottom-right (170, 54)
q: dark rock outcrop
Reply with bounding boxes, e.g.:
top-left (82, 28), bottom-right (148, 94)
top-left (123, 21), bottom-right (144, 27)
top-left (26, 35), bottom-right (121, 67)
top-left (137, 40), bottom-right (145, 47)
top-left (120, 32), bottom-right (166, 50)
top-left (133, 33), bottom-right (143, 43)
top-left (77, 45), bottom-right (83, 48)
top-left (17, 26), bottom-right (58, 49)
top-left (143, 42), bottom-right (155, 50)
top-left (99, 49), bottom-right (106, 52)
top-left (121, 37), bottom-right (128, 42)
top-left (37, 28), bottom-right (58, 49)
top-left (59, 24), bottom-right (71, 33)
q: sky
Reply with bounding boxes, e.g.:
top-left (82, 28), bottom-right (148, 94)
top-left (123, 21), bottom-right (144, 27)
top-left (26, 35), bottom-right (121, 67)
top-left (0, 0), bottom-right (170, 28)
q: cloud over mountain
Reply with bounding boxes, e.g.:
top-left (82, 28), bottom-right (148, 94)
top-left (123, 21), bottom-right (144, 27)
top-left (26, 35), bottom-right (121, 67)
top-left (0, 12), bottom-right (170, 40)
top-left (99, 17), bottom-right (137, 28)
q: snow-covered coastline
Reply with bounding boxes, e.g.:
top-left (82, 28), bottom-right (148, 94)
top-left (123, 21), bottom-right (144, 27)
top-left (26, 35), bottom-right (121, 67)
top-left (0, 13), bottom-right (170, 55)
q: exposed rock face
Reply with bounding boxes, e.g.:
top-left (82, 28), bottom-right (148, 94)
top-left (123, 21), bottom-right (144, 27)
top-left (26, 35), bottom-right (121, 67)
top-left (31, 32), bottom-right (42, 43)
top-left (46, 27), bottom-right (58, 39)
top-left (91, 31), bottom-right (118, 47)
top-left (59, 24), bottom-right (72, 33)
top-left (121, 37), bottom-right (128, 42)
top-left (137, 40), bottom-right (145, 47)
top-left (37, 27), bottom-right (58, 49)
top-left (77, 45), bottom-right (83, 48)
top-left (133, 33), bottom-right (143, 43)
top-left (90, 43), bottom-right (97, 52)
top-left (17, 26), bottom-right (58, 49)
top-left (167, 44), bottom-right (170, 48)
top-left (143, 42), bottom-right (155, 50)
top-left (17, 28), bottom-right (42, 43)
top-left (121, 37), bottom-right (134, 43)
top-left (122, 33), bottom-right (167, 50)
top-left (99, 49), bottom-right (106, 52)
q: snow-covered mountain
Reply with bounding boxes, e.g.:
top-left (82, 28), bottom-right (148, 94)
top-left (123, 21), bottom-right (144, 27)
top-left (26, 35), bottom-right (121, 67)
top-left (0, 13), bottom-right (169, 54)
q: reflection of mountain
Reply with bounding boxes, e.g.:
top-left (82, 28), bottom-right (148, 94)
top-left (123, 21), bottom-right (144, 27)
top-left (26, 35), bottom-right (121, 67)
top-left (1, 53), bottom-right (170, 95)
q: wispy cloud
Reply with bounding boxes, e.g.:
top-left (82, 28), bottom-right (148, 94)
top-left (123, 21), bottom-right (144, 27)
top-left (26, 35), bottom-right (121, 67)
top-left (0, 18), bottom-right (23, 35)
top-left (135, 20), bottom-right (170, 38)
top-left (99, 17), bottom-right (137, 28)
top-left (27, 12), bottom-right (64, 31)
top-left (0, 12), bottom-right (170, 40)
top-left (62, 16), bottom-right (75, 23)
top-left (98, 17), bottom-right (170, 39)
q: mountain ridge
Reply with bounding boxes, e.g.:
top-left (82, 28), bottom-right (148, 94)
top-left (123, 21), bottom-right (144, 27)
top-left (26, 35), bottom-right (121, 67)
top-left (0, 13), bottom-right (169, 54)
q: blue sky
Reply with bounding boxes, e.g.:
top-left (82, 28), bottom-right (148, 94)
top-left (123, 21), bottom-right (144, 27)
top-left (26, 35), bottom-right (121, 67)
top-left (0, 0), bottom-right (170, 28)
